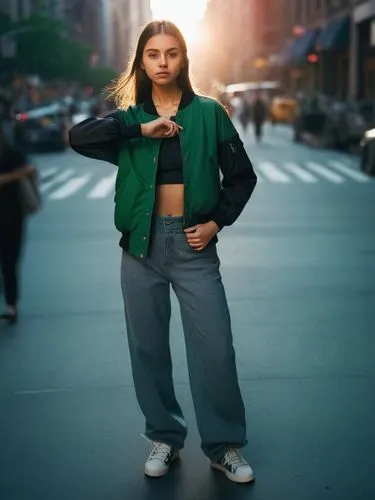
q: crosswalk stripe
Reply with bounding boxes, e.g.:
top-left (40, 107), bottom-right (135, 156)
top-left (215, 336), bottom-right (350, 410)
top-left (328, 161), bottom-right (370, 183)
top-left (283, 162), bottom-right (318, 183)
top-left (87, 172), bottom-right (117, 199)
top-left (256, 161), bottom-right (291, 183)
top-left (49, 174), bottom-right (91, 200)
top-left (39, 167), bottom-right (58, 180)
top-left (305, 162), bottom-right (345, 183)
top-left (40, 169), bottom-right (75, 193)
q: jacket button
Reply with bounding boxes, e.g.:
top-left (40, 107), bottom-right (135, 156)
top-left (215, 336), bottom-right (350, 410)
top-left (140, 253), bottom-right (144, 258)
top-left (143, 236), bottom-right (146, 240)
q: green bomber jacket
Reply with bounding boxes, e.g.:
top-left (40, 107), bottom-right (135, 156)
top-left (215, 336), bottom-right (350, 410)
top-left (69, 90), bottom-right (257, 259)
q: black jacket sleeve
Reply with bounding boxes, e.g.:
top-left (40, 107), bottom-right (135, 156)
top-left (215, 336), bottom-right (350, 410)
top-left (210, 134), bottom-right (257, 230)
top-left (68, 111), bottom-right (142, 165)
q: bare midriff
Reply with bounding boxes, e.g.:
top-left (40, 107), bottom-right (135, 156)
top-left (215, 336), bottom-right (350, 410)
top-left (155, 184), bottom-right (184, 216)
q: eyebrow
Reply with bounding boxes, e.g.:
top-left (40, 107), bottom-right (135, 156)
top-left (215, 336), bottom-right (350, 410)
top-left (145, 47), bottom-right (180, 53)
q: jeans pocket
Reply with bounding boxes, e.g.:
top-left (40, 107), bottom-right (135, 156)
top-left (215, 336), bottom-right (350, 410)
top-left (173, 232), bottom-right (218, 261)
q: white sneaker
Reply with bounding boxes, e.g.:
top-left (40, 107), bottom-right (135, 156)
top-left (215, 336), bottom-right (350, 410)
top-left (210, 448), bottom-right (255, 483)
top-left (144, 440), bottom-right (179, 478)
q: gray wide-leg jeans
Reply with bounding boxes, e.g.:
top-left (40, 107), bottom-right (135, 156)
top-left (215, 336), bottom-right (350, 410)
top-left (120, 215), bottom-right (247, 461)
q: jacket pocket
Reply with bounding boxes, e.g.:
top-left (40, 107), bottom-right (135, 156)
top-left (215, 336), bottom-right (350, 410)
top-left (114, 170), bottom-right (144, 232)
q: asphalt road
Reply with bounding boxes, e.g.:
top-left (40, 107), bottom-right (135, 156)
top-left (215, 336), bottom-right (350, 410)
top-left (1, 122), bottom-right (374, 500)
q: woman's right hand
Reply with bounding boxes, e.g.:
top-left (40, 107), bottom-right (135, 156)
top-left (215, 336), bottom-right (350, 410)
top-left (141, 117), bottom-right (183, 139)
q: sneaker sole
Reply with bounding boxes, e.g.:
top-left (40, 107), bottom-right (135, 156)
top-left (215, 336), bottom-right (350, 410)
top-left (210, 462), bottom-right (255, 484)
top-left (144, 453), bottom-right (179, 478)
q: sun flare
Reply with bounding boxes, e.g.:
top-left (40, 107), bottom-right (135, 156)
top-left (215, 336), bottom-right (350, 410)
top-left (151, 0), bottom-right (208, 45)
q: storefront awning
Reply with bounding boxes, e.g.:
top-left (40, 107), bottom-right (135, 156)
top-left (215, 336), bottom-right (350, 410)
top-left (316, 16), bottom-right (350, 50)
top-left (287, 29), bottom-right (320, 63)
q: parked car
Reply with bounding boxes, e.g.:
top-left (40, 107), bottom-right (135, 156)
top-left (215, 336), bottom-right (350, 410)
top-left (360, 127), bottom-right (375, 176)
top-left (14, 101), bottom-right (69, 152)
top-left (325, 100), bottom-right (366, 150)
top-left (293, 95), bottom-right (366, 150)
top-left (293, 94), bottom-right (326, 143)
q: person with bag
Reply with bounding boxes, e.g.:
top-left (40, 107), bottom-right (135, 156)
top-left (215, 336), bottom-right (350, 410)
top-left (69, 20), bottom-right (257, 483)
top-left (0, 127), bottom-right (36, 325)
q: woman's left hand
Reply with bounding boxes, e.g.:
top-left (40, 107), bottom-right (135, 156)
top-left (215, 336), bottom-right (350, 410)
top-left (184, 221), bottom-right (219, 251)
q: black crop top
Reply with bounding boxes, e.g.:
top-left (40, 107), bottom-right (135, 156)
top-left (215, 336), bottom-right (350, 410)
top-left (155, 116), bottom-right (184, 185)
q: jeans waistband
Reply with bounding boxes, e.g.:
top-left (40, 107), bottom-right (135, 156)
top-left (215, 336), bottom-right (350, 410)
top-left (152, 215), bottom-right (184, 233)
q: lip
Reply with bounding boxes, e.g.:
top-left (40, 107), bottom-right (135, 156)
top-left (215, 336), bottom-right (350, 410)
top-left (156, 72), bottom-right (170, 76)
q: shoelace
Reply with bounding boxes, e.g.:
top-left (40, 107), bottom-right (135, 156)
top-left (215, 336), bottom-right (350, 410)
top-left (148, 442), bottom-right (172, 462)
top-left (223, 449), bottom-right (248, 469)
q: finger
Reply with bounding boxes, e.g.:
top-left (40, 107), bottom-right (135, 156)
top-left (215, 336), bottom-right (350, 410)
top-left (184, 226), bottom-right (198, 233)
top-left (191, 244), bottom-right (205, 251)
top-left (170, 123), bottom-right (178, 134)
top-left (189, 241), bottom-right (203, 248)
top-left (164, 126), bottom-right (174, 136)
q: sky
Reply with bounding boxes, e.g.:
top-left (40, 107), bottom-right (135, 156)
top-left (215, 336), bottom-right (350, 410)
top-left (151, 0), bottom-right (209, 44)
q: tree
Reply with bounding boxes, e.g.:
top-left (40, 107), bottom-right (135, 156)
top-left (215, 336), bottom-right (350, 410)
top-left (13, 15), bottom-right (91, 81)
top-left (1, 14), bottom-right (118, 88)
top-left (83, 67), bottom-right (119, 93)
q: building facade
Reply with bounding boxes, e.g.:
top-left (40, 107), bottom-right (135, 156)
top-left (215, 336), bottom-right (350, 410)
top-left (353, 0), bottom-right (375, 98)
top-left (0, 0), bottom-right (152, 69)
top-left (202, 0), bottom-right (375, 99)
top-left (284, 0), bottom-right (375, 99)
top-left (109, 0), bottom-right (152, 71)
top-left (203, 0), bottom-right (288, 85)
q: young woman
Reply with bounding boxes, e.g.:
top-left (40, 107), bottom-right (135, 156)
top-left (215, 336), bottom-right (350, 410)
top-left (0, 128), bottom-right (33, 325)
top-left (69, 20), bottom-right (257, 484)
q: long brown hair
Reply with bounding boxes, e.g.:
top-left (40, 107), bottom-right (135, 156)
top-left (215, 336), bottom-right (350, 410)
top-left (105, 20), bottom-right (195, 109)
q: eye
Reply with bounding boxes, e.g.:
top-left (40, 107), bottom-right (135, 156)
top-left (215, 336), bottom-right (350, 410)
top-left (168, 52), bottom-right (178, 58)
top-left (148, 53), bottom-right (158, 59)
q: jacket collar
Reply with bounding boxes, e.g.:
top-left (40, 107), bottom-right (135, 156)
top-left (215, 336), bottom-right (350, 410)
top-left (143, 89), bottom-right (195, 116)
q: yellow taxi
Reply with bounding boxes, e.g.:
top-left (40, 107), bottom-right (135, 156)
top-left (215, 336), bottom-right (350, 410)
top-left (270, 97), bottom-right (298, 124)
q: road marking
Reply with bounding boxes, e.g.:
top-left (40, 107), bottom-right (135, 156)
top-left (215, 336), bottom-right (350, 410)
top-left (39, 167), bottom-right (58, 180)
top-left (49, 174), bottom-right (91, 200)
top-left (328, 161), bottom-right (370, 183)
top-left (283, 162), bottom-right (318, 183)
top-left (87, 172), bottom-right (117, 198)
top-left (40, 169), bottom-right (75, 193)
top-left (305, 162), bottom-right (345, 183)
top-left (14, 389), bottom-right (70, 395)
top-left (256, 161), bottom-right (291, 183)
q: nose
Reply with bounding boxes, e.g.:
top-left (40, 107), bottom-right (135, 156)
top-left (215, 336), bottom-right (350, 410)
top-left (159, 54), bottom-right (167, 67)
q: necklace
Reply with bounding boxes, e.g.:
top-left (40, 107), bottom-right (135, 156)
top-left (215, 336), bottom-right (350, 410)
top-left (154, 92), bottom-right (182, 116)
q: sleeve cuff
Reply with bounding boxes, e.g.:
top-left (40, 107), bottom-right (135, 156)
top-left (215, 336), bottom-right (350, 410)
top-left (123, 123), bottom-right (142, 139)
top-left (210, 216), bottom-right (225, 231)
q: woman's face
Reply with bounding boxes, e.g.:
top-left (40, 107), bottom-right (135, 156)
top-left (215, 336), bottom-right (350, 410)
top-left (141, 34), bottom-right (185, 87)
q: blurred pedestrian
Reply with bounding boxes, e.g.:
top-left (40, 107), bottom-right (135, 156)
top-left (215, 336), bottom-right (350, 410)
top-left (238, 92), bottom-right (252, 133)
top-left (69, 20), bottom-right (257, 483)
top-left (0, 128), bottom-right (33, 325)
top-left (252, 90), bottom-right (267, 142)
top-left (0, 94), bottom-right (15, 145)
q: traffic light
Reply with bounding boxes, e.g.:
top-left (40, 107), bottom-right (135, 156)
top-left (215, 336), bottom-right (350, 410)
top-left (307, 53), bottom-right (319, 64)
